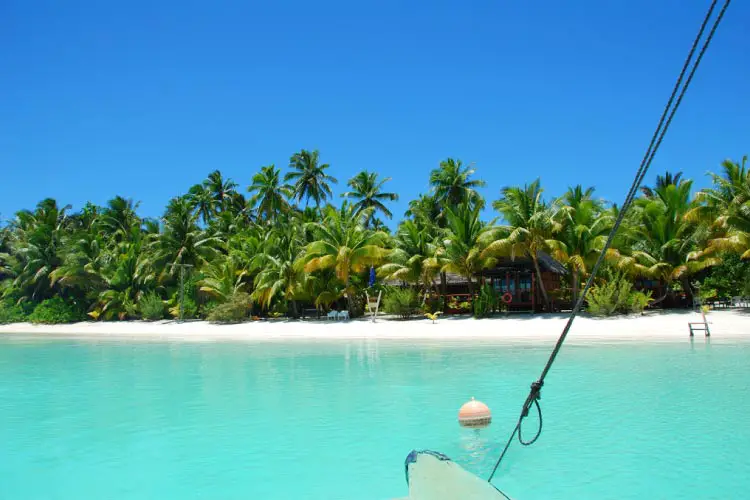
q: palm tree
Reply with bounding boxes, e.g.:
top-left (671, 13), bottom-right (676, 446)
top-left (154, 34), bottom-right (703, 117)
top-left (198, 256), bottom-right (248, 303)
top-left (49, 230), bottom-right (109, 294)
top-left (205, 170), bottom-right (239, 211)
top-left (687, 156), bottom-right (750, 259)
top-left (10, 198), bottom-right (71, 301)
top-left (251, 222), bottom-right (308, 317)
top-left (248, 165), bottom-right (292, 222)
top-left (149, 197), bottom-right (222, 274)
top-left (0, 224), bottom-right (13, 284)
top-left (286, 149), bottom-right (338, 209)
top-left (641, 171), bottom-right (684, 199)
top-left (429, 158), bottom-right (486, 209)
top-left (89, 234), bottom-right (155, 320)
top-left (549, 186), bottom-right (613, 304)
top-left (485, 180), bottom-right (559, 309)
top-left (378, 220), bottom-right (439, 293)
top-left (618, 178), bottom-right (715, 302)
top-left (440, 203), bottom-right (498, 294)
top-left (342, 170), bottom-right (399, 226)
top-left (187, 184), bottom-right (217, 225)
top-left (302, 203), bottom-right (389, 314)
top-left (98, 196), bottom-right (141, 242)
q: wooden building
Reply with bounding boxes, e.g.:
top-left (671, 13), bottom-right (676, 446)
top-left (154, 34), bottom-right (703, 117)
top-left (442, 252), bottom-right (568, 312)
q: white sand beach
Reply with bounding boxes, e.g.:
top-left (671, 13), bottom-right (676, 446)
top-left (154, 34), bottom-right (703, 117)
top-left (1, 310), bottom-right (748, 343)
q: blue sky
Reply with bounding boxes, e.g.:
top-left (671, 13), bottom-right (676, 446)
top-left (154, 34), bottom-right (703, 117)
top-left (1, 0), bottom-right (748, 225)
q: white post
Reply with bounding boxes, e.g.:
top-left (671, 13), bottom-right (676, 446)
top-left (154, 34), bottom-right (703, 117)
top-left (373, 291), bottom-right (382, 322)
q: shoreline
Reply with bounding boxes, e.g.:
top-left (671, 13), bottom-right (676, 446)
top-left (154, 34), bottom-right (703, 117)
top-left (1, 310), bottom-right (748, 343)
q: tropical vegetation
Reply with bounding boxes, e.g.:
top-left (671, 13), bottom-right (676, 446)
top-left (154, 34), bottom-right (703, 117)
top-left (1, 152), bottom-right (748, 324)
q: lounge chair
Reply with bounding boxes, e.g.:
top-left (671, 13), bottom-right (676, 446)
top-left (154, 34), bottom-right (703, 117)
top-left (327, 310), bottom-right (338, 320)
top-left (338, 310), bottom-right (350, 321)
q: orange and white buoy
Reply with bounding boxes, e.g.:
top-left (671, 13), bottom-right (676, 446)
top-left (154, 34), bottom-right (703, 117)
top-left (458, 397), bottom-right (492, 428)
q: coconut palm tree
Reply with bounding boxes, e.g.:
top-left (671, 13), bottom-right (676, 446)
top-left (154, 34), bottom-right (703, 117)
top-left (198, 256), bottom-right (248, 304)
top-left (251, 222), bottom-right (309, 317)
top-left (687, 156), bottom-right (750, 259)
top-left (286, 149), bottom-right (338, 209)
top-left (378, 220), bottom-right (439, 293)
top-left (302, 203), bottom-right (389, 314)
top-left (49, 230), bottom-right (109, 294)
top-left (10, 198), bottom-right (72, 301)
top-left (148, 197), bottom-right (222, 275)
top-left (440, 203), bottom-right (498, 294)
top-left (205, 170), bottom-right (239, 211)
top-left (187, 184), bottom-right (217, 225)
top-left (88, 233), bottom-right (156, 321)
top-left (248, 165), bottom-right (292, 222)
top-left (485, 180), bottom-right (559, 309)
top-left (429, 158), bottom-right (486, 209)
top-left (618, 178), bottom-right (716, 303)
top-left (98, 196), bottom-right (141, 242)
top-left (549, 186), bottom-right (613, 304)
top-left (641, 171), bottom-right (684, 199)
top-left (342, 170), bottom-right (399, 227)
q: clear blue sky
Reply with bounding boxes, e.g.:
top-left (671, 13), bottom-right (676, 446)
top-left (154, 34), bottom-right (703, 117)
top-left (1, 0), bottom-right (748, 225)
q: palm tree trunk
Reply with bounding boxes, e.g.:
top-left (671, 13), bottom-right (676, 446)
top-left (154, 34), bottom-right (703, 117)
top-left (572, 268), bottom-right (579, 306)
top-left (345, 277), bottom-right (354, 316)
top-left (681, 276), bottom-right (694, 307)
top-left (439, 272), bottom-right (447, 312)
top-left (467, 276), bottom-right (474, 296)
top-left (532, 256), bottom-right (551, 311)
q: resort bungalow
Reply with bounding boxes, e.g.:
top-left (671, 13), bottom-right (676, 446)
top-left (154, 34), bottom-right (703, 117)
top-left (440, 252), bottom-right (568, 312)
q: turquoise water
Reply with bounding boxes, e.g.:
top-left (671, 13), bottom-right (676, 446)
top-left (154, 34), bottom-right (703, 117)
top-left (1, 336), bottom-right (749, 499)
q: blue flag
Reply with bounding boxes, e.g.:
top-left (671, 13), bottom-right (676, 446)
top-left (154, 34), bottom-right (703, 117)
top-left (369, 266), bottom-right (376, 287)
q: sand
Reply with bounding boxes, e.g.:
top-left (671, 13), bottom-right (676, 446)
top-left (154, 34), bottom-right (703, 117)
top-left (1, 309), bottom-right (748, 343)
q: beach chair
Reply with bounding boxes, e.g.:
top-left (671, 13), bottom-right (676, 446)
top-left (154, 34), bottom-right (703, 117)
top-left (327, 310), bottom-right (338, 320)
top-left (338, 310), bottom-right (350, 321)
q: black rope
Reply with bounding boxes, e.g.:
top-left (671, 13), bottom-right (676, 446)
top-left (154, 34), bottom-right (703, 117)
top-left (488, 0), bottom-right (731, 484)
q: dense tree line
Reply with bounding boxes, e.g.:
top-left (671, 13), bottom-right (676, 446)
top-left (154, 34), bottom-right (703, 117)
top-left (1, 150), bottom-right (748, 323)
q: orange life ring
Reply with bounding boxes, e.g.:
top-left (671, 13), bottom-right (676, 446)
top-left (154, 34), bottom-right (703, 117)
top-left (502, 292), bottom-right (513, 304)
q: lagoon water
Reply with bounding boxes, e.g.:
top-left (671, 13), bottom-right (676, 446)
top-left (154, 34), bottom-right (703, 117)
top-left (1, 336), bottom-right (748, 499)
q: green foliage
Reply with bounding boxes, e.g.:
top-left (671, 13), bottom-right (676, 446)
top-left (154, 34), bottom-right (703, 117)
top-left (0, 299), bottom-right (28, 324)
top-left (699, 252), bottom-right (750, 299)
top-left (28, 297), bottom-right (86, 324)
top-left (447, 296), bottom-right (472, 313)
top-left (383, 288), bottom-right (420, 319)
top-left (421, 294), bottom-right (444, 314)
top-left (139, 293), bottom-right (165, 321)
top-left (169, 296), bottom-right (198, 319)
top-left (207, 292), bottom-right (250, 323)
top-left (3, 153), bottom-right (750, 326)
top-left (473, 283), bottom-right (499, 318)
top-left (586, 274), bottom-right (652, 316)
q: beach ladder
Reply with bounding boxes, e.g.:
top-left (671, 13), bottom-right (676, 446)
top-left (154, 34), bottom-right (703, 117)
top-left (366, 290), bottom-right (382, 323)
top-left (688, 307), bottom-right (710, 337)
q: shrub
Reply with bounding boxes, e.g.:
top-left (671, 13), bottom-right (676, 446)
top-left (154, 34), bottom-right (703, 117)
top-left (169, 297), bottom-right (198, 319)
top-left (473, 284), bottom-right (498, 318)
top-left (626, 290), bottom-right (653, 315)
top-left (207, 293), bottom-right (250, 323)
top-left (0, 299), bottom-right (28, 324)
top-left (28, 297), bottom-right (86, 324)
top-left (421, 294), bottom-right (445, 314)
top-left (447, 296), bottom-right (472, 314)
top-left (383, 288), bottom-right (420, 319)
top-left (587, 273), bottom-right (652, 316)
top-left (139, 293), bottom-right (165, 321)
